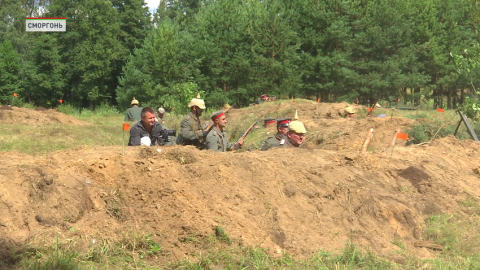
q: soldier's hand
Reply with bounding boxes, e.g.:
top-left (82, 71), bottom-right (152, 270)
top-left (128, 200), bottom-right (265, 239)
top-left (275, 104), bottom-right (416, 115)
top-left (238, 138), bottom-right (244, 146)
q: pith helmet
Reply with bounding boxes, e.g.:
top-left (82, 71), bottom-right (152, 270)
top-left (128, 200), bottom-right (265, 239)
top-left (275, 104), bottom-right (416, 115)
top-left (288, 121), bottom-right (307, 134)
top-left (158, 107), bottom-right (165, 114)
top-left (188, 94), bottom-right (206, 109)
top-left (131, 97), bottom-right (139, 105)
top-left (344, 106), bottom-right (356, 114)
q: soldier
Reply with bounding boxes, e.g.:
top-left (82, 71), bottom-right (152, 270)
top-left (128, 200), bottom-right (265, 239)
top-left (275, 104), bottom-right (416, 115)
top-left (128, 107), bottom-right (163, 146)
top-left (156, 107), bottom-right (166, 123)
top-left (124, 97), bottom-right (143, 122)
top-left (285, 120), bottom-right (307, 147)
top-left (177, 95), bottom-right (207, 148)
top-left (255, 94), bottom-right (267, 105)
top-left (344, 106), bottom-right (356, 118)
top-left (205, 111), bottom-right (244, 152)
top-left (261, 118), bottom-right (292, 151)
top-left (264, 117), bottom-right (276, 127)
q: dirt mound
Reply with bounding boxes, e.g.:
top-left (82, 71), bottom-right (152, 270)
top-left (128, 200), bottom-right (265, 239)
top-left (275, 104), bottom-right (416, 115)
top-left (0, 105), bottom-right (13, 111)
top-left (228, 101), bottom-right (414, 152)
top-left (34, 107), bottom-right (48, 111)
top-left (1, 135), bottom-right (479, 264)
top-left (0, 107), bottom-right (91, 125)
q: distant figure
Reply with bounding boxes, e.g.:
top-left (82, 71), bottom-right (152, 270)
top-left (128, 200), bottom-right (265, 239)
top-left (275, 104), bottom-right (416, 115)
top-left (344, 106), bottom-right (356, 118)
top-left (261, 118), bottom-right (292, 151)
top-left (124, 97), bottom-right (143, 122)
top-left (205, 111), bottom-right (244, 152)
top-left (128, 107), bottom-right (163, 146)
top-left (255, 94), bottom-right (267, 105)
top-left (156, 107), bottom-right (166, 123)
top-left (177, 94), bottom-right (207, 148)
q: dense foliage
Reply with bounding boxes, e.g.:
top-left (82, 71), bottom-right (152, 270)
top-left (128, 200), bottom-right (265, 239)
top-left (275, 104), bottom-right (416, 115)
top-left (1, 0), bottom-right (479, 110)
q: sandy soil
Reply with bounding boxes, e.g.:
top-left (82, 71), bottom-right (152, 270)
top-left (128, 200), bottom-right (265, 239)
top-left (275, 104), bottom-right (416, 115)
top-left (0, 106), bottom-right (91, 126)
top-left (1, 102), bottom-right (479, 266)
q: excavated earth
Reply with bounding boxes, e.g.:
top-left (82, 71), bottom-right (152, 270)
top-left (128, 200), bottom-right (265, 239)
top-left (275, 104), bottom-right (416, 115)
top-left (1, 101), bottom-right (480, 266)
top-left (0, 106), bottom-right (91, 126)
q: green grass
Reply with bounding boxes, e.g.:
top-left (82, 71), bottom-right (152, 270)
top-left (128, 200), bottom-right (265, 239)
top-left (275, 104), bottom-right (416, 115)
top-left (0, 115), bottom-right (126, 155)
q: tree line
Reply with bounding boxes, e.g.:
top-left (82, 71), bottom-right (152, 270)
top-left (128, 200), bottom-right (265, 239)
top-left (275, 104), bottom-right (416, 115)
top-left (0, 0), bottom-right (479, 111)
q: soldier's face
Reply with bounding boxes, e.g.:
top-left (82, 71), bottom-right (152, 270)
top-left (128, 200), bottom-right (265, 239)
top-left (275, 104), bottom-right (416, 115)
top-left (216, 115), bottom-right (227, 128)
top-left (278, 126), bottom-right (288, 135)
top-left (194, 106), bottom-right (203, 116)
top-left (287, 131), bottom-right (305, 146)
top-left (142, 112), bottom-right (156, 128)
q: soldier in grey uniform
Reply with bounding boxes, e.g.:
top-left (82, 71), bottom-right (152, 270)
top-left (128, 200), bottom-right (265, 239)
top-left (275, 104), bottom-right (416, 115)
top-left (261, 119), bottom-right (307, 150)
top-left (205, 111), bottom-right (244, 152)
top-left (255, 94), bottom-right (267, 105)
top-left (261, 118), bottom-right (291, 151)
top-left (124, 97), bottom-right (143, 122)
top-left (177, 95), bottom-right (208, 148)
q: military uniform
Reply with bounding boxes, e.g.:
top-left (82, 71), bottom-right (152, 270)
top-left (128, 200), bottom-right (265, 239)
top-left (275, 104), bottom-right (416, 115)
top-left (261, 118), bottom-right (292, 151)
top-left (128, 120), bottom-right (163, 146)
top-left (178, 112), bottom-right (205, 148)
top-left (255, 97), bottom-right (264, 104)
top-left (124, 98), bottom-right (143, 122)
top-left (261, 133), bottom-right (293, 151)
top-left (124, 106), bottom-right (142, 122)
top-left (205, 126), bottom-right (234, 152)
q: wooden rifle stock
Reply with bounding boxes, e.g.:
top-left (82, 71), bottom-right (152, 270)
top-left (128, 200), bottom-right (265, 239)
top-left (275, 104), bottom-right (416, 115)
top-left (230, 116), bottom-right (260, 151)
top-left (203, 106), bottom-right (233, 132)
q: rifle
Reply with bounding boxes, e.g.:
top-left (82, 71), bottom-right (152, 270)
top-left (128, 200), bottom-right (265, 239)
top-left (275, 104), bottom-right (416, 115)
top-left (230, 116), bottom-right (260, 151)
top-left (203, 106), bottom-right (233, 132)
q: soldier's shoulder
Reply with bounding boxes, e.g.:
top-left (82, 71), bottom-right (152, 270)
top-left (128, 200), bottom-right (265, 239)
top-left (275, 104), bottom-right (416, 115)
top-left (208, 130), bottom-right (219, 138)
top-left (181, 114), bottom-right (192, 121)
top-left (264, 136), bottom-right (278, 143)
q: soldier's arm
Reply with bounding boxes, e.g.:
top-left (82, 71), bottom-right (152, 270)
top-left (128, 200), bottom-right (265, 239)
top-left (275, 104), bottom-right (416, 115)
top-left (205, 133), bottom-right (221, 151)
top-left (128, 126), bottom-right (142, 146)
top-left (180, 117), bottom-right (202, 140)
top-left (261, 137), bottom-right (274, 151)
top-left (124, 110), bottom-right (130, 122)
top-left (260, 140), bottom-right (270, 151)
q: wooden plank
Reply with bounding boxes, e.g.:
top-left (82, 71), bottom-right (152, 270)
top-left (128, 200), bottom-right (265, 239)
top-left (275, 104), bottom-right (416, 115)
top-left (458, 111), bottom-right (479, 141)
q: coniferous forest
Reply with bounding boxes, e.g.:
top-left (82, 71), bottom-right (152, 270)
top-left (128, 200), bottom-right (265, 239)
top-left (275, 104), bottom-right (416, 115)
top-left (1, 0), bottom-right (479, 110)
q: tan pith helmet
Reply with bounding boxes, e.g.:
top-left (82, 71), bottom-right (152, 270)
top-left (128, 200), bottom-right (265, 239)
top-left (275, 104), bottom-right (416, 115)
top-left (288, 121), bottom-right (307, 134)
top-left (131, 97), bottom-right (139, 105)
top-left (344, 106), bottom-right (356, 114)
top-left (188, 93), bottom-right (206, 109)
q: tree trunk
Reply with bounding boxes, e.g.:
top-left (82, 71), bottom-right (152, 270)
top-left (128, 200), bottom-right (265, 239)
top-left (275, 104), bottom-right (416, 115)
top-left (447, 89), bottom-right (452, 109)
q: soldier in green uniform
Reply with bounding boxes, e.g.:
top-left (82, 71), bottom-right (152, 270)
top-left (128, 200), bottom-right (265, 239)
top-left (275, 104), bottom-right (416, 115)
top-left (261, 118), bottom-right (291, 151)
top-left (177, 95), bottom-right (207, 148)
top-left (205, 111), bottom-right (244, 152)
top-left (124, 97), bottom-right (143, 122)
